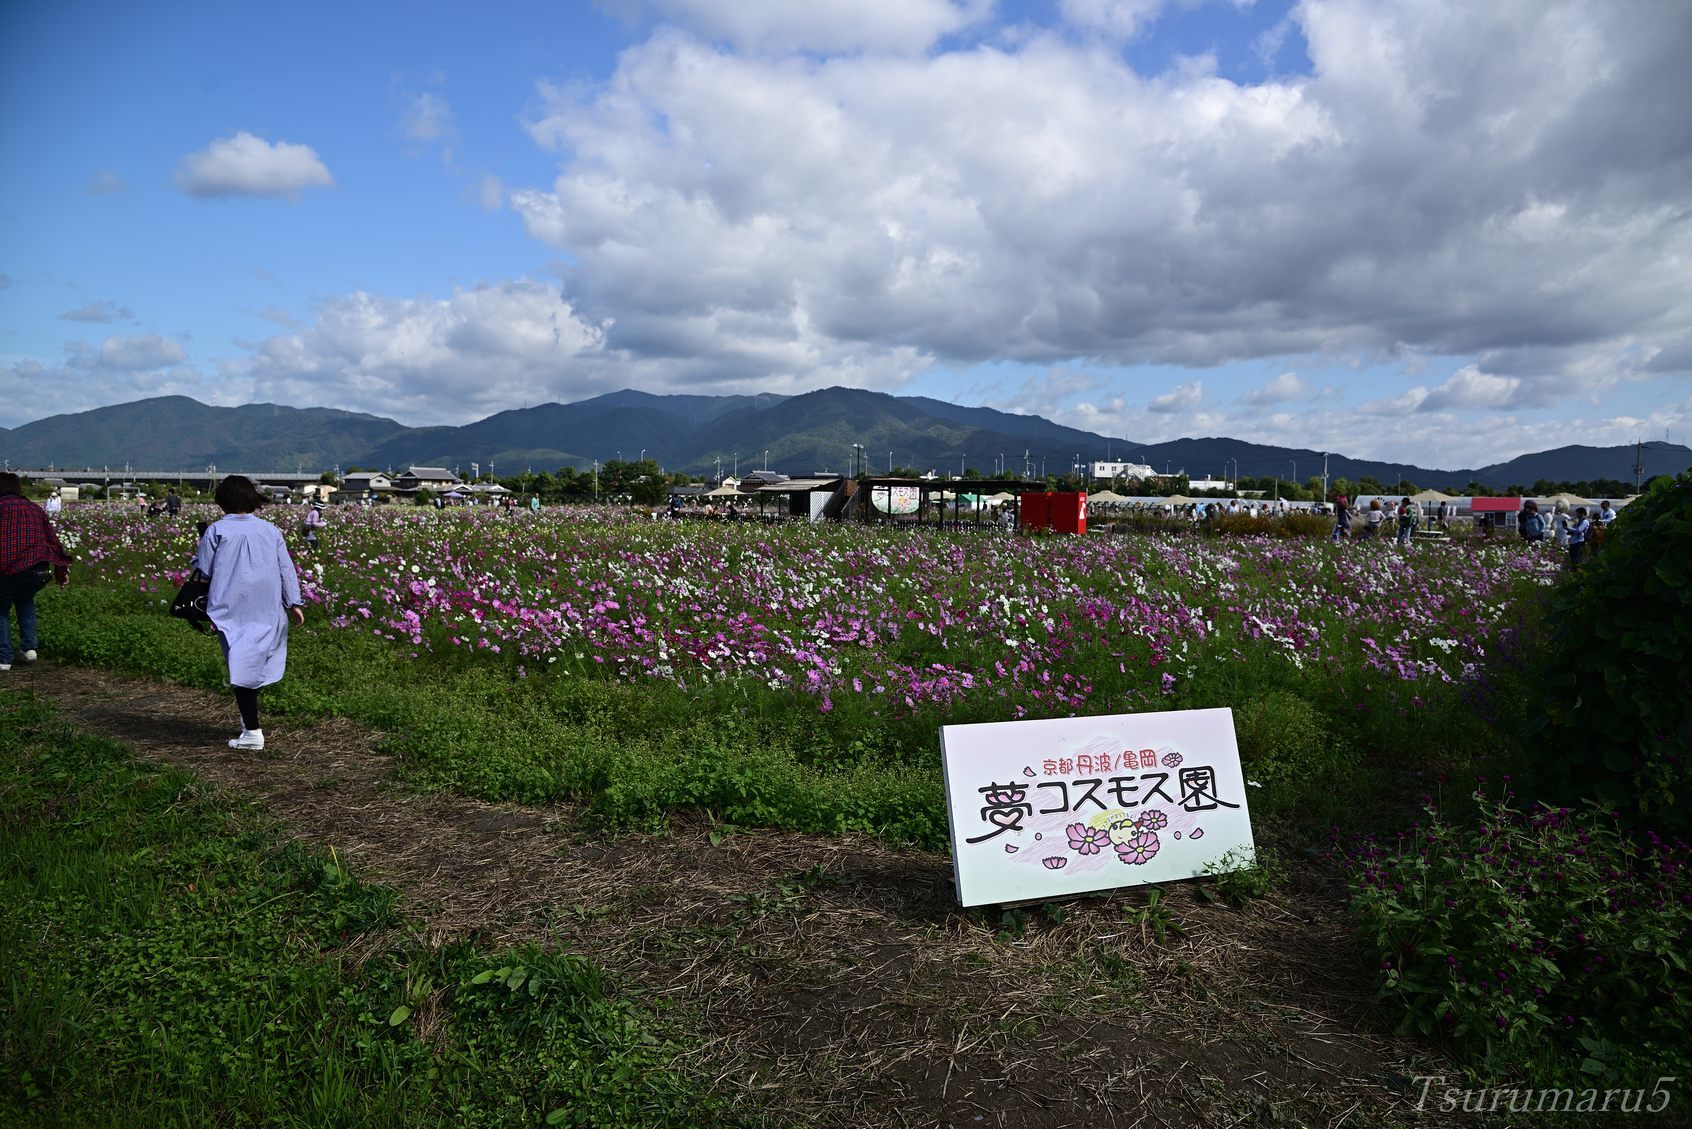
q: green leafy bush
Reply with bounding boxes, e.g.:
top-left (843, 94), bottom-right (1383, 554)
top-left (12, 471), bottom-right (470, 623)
top-left (1233, 691), bottom-right (1354, 816)
top-left (1342, 791), bottom-right (1692, 1080)
top-left (1531, 472), bottom-right (1692, 830)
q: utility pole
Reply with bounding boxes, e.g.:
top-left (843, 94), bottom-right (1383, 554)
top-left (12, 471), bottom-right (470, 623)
top-left (1635, 439), bottom-right (1645, 493)
top-left (1322, 452), bottom-right (1330, 503)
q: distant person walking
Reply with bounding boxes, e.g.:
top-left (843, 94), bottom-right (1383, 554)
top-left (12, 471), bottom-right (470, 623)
top-left (194, 475), bottom-right (305, 750)
top-left (1396, 497), bottom-right (1417, 545)
top-left (1363, 498), bottom-right (1384, 540)
top-left (0, 472), bottom-right (74, 672)
top-left (301, 500), bottom-right (326, 552)
top-left (1331, 494), bottom-right (1351, 542)
top-left (44, 489), bottom-right (63, 516)
top-left (164, 488), bottom-right (181, 517)
top-left (1565, 506), bottom-right (1592, 569)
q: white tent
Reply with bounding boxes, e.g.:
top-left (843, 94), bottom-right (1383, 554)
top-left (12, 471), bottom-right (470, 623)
top-left (1088, 489), bottom-right (1130, 504)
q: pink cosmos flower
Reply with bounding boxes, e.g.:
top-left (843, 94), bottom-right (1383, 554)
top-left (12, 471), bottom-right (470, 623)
top-left (1066, 822), bottom-right (1109, 855)
top-left (1115, 830), bottom-right (1161, 865)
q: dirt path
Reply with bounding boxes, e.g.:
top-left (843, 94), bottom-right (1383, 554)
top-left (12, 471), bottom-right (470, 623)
top-left (17, 663), bottom-right (1436, 1127)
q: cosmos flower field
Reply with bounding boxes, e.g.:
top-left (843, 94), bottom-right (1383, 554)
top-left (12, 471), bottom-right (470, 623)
top-left (58, 503), bottom-right (1560, 753)
top-left (62, 504), bottom-right (1556, 706)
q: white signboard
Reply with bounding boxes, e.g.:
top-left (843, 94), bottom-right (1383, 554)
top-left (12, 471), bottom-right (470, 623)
top-left (940, 708), bottom-right (1255, 907)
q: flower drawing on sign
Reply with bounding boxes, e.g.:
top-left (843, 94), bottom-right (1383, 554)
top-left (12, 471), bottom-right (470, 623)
top-left (1136, 809), bottom-right (1169, 831)
top-left (1042, 857), bottom-right (1068, 870)
top-left (1115, 830), bottom-right (1161, 866)
top-left (1161, 751), bottom-right (1183, 768)
top-left (1066, 822), bottom-right (1109, 855)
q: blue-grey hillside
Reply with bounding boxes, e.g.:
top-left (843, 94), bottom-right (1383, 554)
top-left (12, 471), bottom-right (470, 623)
top-left (3, 390), bottom-right (1685, 491)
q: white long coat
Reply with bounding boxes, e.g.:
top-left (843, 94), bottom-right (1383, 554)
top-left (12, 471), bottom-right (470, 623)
top-left (195, 514), bottom-right (303, 689)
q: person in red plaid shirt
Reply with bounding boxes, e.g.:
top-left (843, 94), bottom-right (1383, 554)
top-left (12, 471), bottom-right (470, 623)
top-left (0, 472), bottom-right (74, 671)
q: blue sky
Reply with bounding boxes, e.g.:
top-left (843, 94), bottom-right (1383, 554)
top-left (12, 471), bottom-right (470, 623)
top-left (2, 0), bottom-right (1688, 470)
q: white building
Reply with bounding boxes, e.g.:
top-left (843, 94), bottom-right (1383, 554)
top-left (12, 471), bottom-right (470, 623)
top-left (1089, 460), bottom-right (1160, 481)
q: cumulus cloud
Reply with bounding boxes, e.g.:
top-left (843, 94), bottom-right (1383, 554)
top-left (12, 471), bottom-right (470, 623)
top-left (508, 0), bottom-right (1692, 408)
top-left (401, 90), bottom-right (454, 144)
top-left (1058, 0), bottom-right (1168, 41)
top-left (605, 0), bottom-right (990, 54)
top-left (58, 300), bottom-right (135, 323)
top-left (1239, 371), bottom-right (1308, 405)
top-left (71, 334), bottom-right (189, 370)
top-left (86, 170), bottom-right (128, 195)
top-left (1149, 380), bottom-right (1204, 413)
top-left (237, 279), bottom-right (612, 423)
top-left (174, 132), bottom-right (335, 200)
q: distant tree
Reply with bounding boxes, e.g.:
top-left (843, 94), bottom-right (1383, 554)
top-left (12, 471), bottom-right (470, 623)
top-left (319, 470), bottom-right (340, 485)
top-left (630, 476), bottom-right (667, 506)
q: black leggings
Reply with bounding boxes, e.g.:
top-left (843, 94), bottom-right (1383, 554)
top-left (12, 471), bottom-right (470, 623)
top-left (234, 686), bottom-right (261, 730)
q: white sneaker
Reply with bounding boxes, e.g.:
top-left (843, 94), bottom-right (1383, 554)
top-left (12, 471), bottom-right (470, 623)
top-left (21, 650), bottom-right (37, 663)
top-left (228, 729), bottom-right (265, 750)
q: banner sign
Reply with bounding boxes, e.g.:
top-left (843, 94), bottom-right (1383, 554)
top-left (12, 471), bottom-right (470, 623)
top-left (940, 708), bottom-right (1255, 907)
top-left (872, 486), bottom-right (921, 514)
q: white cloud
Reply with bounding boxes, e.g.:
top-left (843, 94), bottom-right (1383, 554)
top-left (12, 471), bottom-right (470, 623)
top-left (174, 132), bottom-right (335, 200)
top-left (58, 300), bottom-right (135, 324)
top-left (607, 0), bottom-right (990, 54)
top-left (1058, 0), bottom-right (1167, 41)
top-left (475, 173), bottom-right (505, 212)
top-left (1239, 371), bottom-right (1308, 405)
top-left (507, 1), bottom-right (1691, 411)
top-left (239, 279), bottom-right (611, 423)
top-left (1149, 380), bottom-right (1204, 413)
top-left (78, 334), bottom-right (188, 370)
top-left (402, 90), bottom-right (454, 144)
top-left (86, 170), bottom-right (128, 195)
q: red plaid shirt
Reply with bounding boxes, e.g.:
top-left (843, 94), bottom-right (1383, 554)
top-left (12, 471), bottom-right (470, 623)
top-left (0, 494), bottom-right (74, 578)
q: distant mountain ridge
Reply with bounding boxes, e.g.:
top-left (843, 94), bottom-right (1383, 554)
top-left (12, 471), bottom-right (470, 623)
top-left (2, 390), bottom-right (1685, 492)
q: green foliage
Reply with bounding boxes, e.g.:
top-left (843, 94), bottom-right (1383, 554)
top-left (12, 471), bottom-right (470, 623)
top-left (1125, 886), bottom-right (1185, 940)
top-left (1531, 472), bottom-right (1692, 831)
top-left (1344, 793), bottom-right (1692, 1082)
top-left (1199, 846), bottom-right (1284, 908)
top-left (1232, 692), bottom-right (1355, 817)
top-left (0, 693), bottom-right (731, 1128)
top-left (1213, 512), bottom-right (1332, 539)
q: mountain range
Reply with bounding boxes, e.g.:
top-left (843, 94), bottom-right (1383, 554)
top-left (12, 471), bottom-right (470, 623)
top-left (2, 389), bottom-right (1685, 492)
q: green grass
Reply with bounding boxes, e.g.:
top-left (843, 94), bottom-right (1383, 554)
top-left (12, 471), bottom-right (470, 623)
top-left (37, 576), bottom-right (1538, 852)
top-left (0, 690), bottom-right (735, 1128)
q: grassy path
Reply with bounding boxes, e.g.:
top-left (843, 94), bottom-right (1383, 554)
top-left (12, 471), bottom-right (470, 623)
top-left (10, 661), bottom-right (1449, 1127)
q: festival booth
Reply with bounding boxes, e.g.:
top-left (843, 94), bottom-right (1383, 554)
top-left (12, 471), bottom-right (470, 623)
top-left (1020, 492), bottom-right (1086, 535)
top-left (1469, 496), bottom-right (1521, 533)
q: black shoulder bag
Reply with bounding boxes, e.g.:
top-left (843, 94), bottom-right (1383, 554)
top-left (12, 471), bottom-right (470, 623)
top-left (170, 570), bottom-right (213, 631)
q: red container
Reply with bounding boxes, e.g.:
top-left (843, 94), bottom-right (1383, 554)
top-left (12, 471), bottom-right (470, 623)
top-left (1049, 492), bottom-right (1087, 535)
top-left (1019, 492), bottom-right (1051, 531)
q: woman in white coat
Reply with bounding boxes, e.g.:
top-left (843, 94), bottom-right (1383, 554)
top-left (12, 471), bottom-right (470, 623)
top-left (194, 475), bottom-right (305, 750)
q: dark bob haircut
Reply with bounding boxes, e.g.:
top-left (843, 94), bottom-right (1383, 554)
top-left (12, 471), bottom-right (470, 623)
top-left (214, 474), bottom-right (267, 514)
top-left (0, 472), bottom-right (21, 497)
